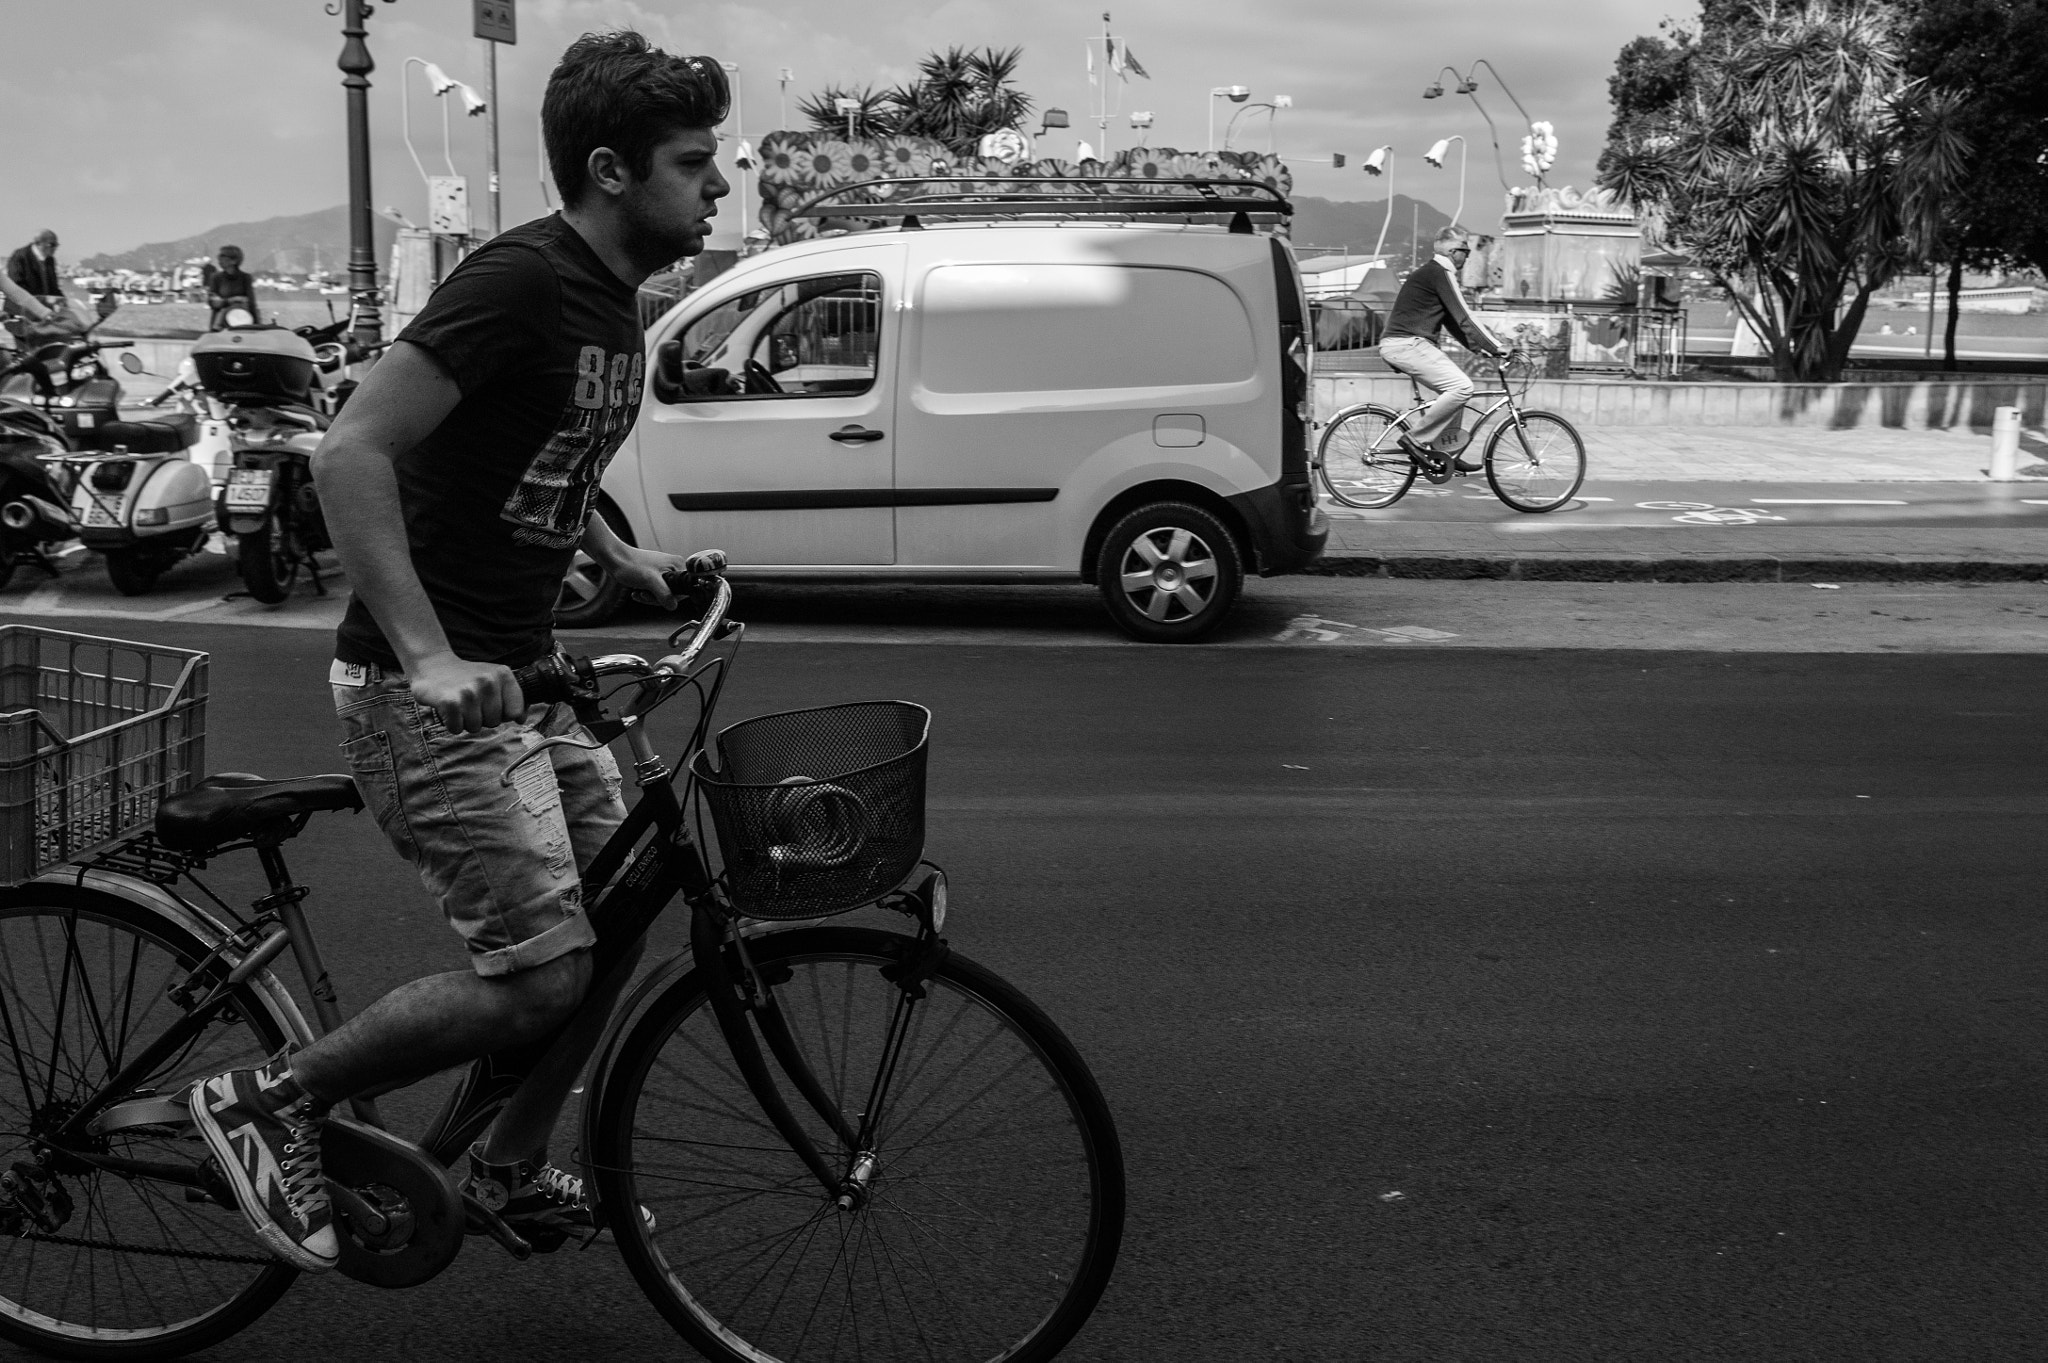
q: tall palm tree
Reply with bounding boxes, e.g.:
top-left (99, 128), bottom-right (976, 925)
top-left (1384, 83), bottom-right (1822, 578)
top-left (1599, 0), bottom-right (1968, 381)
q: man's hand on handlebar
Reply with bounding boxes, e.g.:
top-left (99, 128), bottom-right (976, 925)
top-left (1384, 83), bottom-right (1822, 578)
top-left (409, 653), bottom-right (526, 733)
top-left (609, 546), bottom-right (709, 610)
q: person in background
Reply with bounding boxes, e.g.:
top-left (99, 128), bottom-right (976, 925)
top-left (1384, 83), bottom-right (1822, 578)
top-left (1377, 225), bottom-right (1508, 474)
top-left (206, 245), bottom-right (259, 328)
top-left (5, 230), bottom-right (66, 319)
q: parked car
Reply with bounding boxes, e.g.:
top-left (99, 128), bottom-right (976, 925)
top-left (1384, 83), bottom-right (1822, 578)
top-left (564, 180), bottom-right (1327, 641)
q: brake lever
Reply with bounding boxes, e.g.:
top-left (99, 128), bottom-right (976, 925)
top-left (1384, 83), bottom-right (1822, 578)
top-left (499, 731), bottom-right (617, 787)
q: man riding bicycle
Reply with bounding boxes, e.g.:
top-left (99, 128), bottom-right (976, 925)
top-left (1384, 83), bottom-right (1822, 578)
top-left (1378, 225), bottom-right (1508, 475)
top-left (188, 32), bottom-right (730, 1273)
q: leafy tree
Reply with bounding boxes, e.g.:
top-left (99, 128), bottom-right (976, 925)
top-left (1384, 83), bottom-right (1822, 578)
top-left (1596, 0), bottom-right (1968, 381)
top-left (1900, 0), bottom-right (2048, 366)
top-left (797, 47), bottom-right (1036, 160)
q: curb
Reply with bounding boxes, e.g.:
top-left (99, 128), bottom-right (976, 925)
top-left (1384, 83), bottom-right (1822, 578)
top-left (1296, 555), bottom-right (2048, 584)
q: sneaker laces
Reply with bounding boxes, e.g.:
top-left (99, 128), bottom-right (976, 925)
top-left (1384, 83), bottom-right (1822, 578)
top-left (531, 1163), bottom-right (586, 1210)
top-left (277, 1097), bottom-right (329, 1224)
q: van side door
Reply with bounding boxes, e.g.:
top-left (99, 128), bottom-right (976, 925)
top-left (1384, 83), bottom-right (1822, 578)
top-left (636, 245), bottom-right (901, 567)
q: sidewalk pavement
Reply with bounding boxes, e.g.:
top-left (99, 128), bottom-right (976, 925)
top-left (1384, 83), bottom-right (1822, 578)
top-left (1311, 423), bottom-right (2048, 583)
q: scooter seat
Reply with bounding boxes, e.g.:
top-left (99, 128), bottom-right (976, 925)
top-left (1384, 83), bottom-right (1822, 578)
top-left (155, 772), bottom-right (363, 852)
top-left (90, 413), bottom-right (197, 454)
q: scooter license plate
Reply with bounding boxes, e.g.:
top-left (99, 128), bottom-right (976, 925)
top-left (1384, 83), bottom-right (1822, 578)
top-left (84, 503), bottom-right (119, 528)
top-left (225, 468), bottom-right (272, 509)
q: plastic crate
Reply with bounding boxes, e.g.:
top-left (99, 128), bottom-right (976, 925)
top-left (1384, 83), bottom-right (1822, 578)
top-left (0, 626), bottom-right (207, 882)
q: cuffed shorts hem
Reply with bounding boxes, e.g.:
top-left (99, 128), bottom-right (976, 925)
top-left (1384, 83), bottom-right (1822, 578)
top-left (468, 907), bottom-right (598, 978)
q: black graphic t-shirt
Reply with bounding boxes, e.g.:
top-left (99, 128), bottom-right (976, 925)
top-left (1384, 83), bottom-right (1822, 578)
top-left (335, 214), bottom-right (644, 670)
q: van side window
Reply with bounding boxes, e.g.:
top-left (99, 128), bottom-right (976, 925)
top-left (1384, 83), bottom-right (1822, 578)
top-left (661, 272), bottom-right (881, 401)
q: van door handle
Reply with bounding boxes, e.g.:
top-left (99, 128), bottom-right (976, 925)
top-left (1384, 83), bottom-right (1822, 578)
top-left (828, 425), bottom-right (886, 443)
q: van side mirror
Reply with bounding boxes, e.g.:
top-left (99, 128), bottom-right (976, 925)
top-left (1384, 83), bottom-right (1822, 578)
top-left (652, 338), bottom-right (686, 403)
top-left (96, 291), bottom-right (119, 320)
top-left (118, 351), bottom-right (144, 374)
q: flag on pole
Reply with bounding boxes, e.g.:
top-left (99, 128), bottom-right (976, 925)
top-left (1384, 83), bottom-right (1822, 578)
top-left (1085, 43), bottom-right (1096, 86)
top-left (1117, 42), bottom-right (1149, 79)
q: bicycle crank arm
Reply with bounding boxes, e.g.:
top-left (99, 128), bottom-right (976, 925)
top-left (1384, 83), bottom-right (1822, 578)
top-left (460, 1189), bottom-right (533, 1261)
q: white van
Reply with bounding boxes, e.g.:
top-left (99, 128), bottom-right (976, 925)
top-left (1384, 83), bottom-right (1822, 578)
top-left (565, 182), bottom-right (1327, 641)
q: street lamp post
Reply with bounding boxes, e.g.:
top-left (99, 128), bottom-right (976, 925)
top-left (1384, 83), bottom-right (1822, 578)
top-left (1206, 85), bottom-right (1249, 152)
top-left (1363, 145), bottom-right (1395, 259)
top-left (337, 0), bottom-right (383, 348)
top-left (1425, 134), bottom-right (1468, 225)
top-left (1223, 96), bottom-right (1292, 155)
top-left (1424, 66), bottom-right (1509, 191)
top-left (721, 61), bottom-right (749, 242)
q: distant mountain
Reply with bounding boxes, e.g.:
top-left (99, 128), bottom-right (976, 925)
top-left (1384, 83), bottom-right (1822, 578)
top-left (1290, 195), bottom-right (1455, 268)
top-left (79, 205), bottom-right (397, 276)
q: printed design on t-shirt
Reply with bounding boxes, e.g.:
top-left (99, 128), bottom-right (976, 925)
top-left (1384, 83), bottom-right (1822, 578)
top-left (501, 344), bottom-right (645, 548)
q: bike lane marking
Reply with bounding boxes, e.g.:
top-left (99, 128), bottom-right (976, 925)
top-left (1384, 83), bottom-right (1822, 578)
top-left (1274, 616), bottom-right (1461, 645)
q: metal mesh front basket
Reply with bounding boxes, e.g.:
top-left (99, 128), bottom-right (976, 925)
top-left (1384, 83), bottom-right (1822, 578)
top-left (690, 701), bottom-right (929, 919)
top-left (0, 626), bottom-right (207, 882)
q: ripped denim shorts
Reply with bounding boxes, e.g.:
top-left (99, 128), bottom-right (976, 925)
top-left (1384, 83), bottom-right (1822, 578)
top-left (332, 661), bottom-right (627, 977)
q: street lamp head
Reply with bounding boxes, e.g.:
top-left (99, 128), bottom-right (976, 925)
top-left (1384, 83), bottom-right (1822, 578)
top-left (418, 60), bottom-right (456, 95)
top-left (1455, 79), bottom-right (1478, 94)
top-left (1210, 85), bottom-right (1250, 102)
top-left (1273, 95), bottom-right (1293, 109)
top-left (454, 82), bottom-right (487, 117)
top-left (1422, 83), bottom-right (1444, 99)
top-left (1129, 111), bottom-right (1154, 129)
top-left (1041, 108), bottom-right (1072, 131)
top-left (1363, 145), bottom-right (1390, 175)
top-left (1425, 136), bottom-right (1461, 167)
top-left (833, 97), bottom-right (860, 114)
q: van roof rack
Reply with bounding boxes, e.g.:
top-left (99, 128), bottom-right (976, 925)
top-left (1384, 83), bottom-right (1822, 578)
top-left (788, 176), bottom-right (1291, 227)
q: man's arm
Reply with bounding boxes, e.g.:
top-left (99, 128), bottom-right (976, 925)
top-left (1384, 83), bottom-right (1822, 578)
top-left (0, 272), bottom-right (52, 322)
top-left (311, 339), bottom-right (526, 731)
top-left (1437, 263), bottom-right (1504, 356)
top-left (580, 511), bottom-right (697, 609)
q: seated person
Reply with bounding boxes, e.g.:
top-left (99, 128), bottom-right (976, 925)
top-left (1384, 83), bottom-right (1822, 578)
top-left (206, 246), bottom-right (260, 328)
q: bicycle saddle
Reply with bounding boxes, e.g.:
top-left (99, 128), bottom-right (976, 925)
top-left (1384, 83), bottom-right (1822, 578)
top-left (154, 772), bottom-right (363, 851)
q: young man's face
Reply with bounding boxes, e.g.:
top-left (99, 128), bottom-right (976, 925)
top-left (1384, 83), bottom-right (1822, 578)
top-left (619, 127), bottom-right (728, 262)
top-left (217, 252), bottom-right (240, 271)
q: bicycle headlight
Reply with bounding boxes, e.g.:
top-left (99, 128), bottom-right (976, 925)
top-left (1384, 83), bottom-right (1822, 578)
top-left (927, 870), bottom-right (947, 932)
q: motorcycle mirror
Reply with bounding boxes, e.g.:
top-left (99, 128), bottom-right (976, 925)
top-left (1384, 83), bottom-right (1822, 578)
top-left (95, 291), bottom-right (119, 320)
top-left (118, 352), bottom-right (144, 374)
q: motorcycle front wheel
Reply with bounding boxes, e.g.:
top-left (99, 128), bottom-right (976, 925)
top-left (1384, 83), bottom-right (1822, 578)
top-left (236, 519), bottom-right (298, 603)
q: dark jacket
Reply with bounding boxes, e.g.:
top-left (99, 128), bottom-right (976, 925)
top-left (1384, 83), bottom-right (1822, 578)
top-left (1384, 257), bottom-right (1501, 354)
top-left (6, 246), bottom-right (61, 301)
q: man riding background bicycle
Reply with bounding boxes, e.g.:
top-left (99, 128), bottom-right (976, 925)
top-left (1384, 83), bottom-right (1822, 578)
top-left (1378, 225), bottom-right (1509, 476)
top-left (188, 32), bottom-right (730, 1273)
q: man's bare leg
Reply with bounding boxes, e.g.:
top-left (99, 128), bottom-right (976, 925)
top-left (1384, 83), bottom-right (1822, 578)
top-left (291, 952), bottom-right (592, 1107)
top-left (480, 938), bottom-right (645, 1163)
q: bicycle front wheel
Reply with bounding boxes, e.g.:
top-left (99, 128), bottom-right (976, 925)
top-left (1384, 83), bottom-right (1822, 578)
top-left (0, 884), bottom-right (299, 1361)
top-left (593, 925), bottom-right (1125, 1363)
top-left (1485, 410), bottom-right (1586, 512)
top-left (1317, 404), bottom-right (1417, 509)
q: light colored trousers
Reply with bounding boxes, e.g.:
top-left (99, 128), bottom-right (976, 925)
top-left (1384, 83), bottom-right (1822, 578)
top-left (1378, 335), bottom-right (1472, 448)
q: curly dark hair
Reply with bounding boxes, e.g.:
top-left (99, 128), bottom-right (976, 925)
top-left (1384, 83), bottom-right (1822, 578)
top-left (542, 31), bottom-right (731, 208)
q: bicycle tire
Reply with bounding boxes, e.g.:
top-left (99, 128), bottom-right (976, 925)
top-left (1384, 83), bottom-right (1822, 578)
top-left (592, 924), bottom-right (1125, 1363)
top-left (1484, 410), bottom-right (1586, 512)
top-left (0, 884), bottom-right (299, 1361)
top-left (1317, 405), bottom-right (1417, 509)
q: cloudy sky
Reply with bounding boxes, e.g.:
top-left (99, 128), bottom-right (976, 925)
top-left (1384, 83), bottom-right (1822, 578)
top-left (1, 0), bottom-right (1695, 259)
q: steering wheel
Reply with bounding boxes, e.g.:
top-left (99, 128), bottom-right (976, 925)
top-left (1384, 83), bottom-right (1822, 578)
top-left (743, 358), bottom-right (784, 395)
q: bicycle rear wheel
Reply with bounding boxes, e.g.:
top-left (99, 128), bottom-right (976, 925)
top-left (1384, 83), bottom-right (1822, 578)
top-left (1485, 410), bottom-right (1586, 512)
top-left (0, 885), bottom-right (299, 1361)
top-left (592, 925), bottom-right (1125, 1363)
top-left (1316, 404), bottom-right (1417, 509)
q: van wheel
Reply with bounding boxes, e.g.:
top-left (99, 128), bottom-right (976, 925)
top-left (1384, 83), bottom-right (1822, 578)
top-left (104, 548), bottom-right (164, 596)
top-left (1095, 502), bottom-right (1243, 643)
top-left (554, 504), bottom-right (629, 629)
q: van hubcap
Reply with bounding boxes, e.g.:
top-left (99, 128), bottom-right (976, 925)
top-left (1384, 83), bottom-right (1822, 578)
top-left (1118, 526), bottom-right (1218, 623)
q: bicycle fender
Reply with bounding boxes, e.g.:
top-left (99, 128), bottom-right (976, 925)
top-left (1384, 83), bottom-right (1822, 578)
top-left (22, 868), bottom-right (316, 1047)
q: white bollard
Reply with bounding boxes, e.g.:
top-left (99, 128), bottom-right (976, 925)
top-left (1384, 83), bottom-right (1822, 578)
top-left (1989, 406), bottom-right (2020, 481)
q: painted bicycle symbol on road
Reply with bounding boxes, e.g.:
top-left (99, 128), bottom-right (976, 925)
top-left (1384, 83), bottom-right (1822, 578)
top-left (1636, 501), bottom-right (1789, 526)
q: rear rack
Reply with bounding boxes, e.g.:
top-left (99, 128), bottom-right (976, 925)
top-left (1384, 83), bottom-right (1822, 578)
top-left (789, 176), bottom-right (1291, 228)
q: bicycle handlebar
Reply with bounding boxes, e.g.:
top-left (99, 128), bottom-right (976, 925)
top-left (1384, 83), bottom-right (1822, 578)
top-left (512, 551), bottom-right (734, 708)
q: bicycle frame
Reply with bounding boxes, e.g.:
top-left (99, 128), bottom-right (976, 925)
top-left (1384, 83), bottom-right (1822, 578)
top-left (36, 577), bottom-right (948, 1242)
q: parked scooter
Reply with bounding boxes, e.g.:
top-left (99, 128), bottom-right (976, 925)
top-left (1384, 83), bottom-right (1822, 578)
top-left (193, 311), bottom-right (367, 602)
top-left (0, 359), bottom-right (82, 590)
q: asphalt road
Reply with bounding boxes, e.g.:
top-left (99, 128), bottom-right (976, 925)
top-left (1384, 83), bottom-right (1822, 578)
top-left (1, 602), bottom-right (2042, 1362)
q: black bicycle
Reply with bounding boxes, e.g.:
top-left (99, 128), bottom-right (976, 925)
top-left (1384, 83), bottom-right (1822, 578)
top-left (0, 568), bottom-right (1124, 1361)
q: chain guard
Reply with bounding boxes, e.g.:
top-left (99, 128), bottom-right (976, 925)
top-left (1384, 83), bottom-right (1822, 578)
top-left (324, 1118), bottom-right (464, 1288)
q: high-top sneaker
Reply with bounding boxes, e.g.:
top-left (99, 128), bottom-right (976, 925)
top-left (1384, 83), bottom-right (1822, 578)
top-left (465, 1148), bottom-right (656, 1247)
top-left (188, 1056), bottom-right (338, 1273)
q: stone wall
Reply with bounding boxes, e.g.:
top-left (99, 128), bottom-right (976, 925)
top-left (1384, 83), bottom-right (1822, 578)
top-left (1314, 374), bottom-right (2047, 431)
